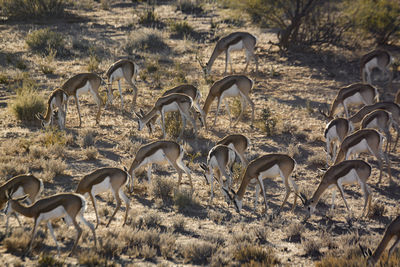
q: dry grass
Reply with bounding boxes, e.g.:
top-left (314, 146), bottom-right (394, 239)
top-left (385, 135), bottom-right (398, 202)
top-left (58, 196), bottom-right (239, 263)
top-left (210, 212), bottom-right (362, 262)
top-left (79, 129), bottom-right (96, 148)
top-left (9, 87), bottom-right (45, 123)
top-left (234, 244), bottom-right (279, 266)
top-left (83, 146), bottom-right (98, 160)
top-left (125, 29), bottom-right (169, 54)
top-left (37, 253), bottom-right (63, 267)
top-left (4, 228), bottom-right (32, 255)
top-left (182, 241), bottom-right (215, 265)
top-left (25, 28), bottom-right (65, 56)
top-left (149, 176), bottom-right (174, 202)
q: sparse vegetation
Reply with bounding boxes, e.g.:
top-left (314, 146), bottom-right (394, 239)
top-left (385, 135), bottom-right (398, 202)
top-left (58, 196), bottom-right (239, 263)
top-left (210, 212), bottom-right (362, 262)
top-left (0, 0), bottom-right (66, 20)
top-left (125, 29), bottom-right (169, 54)
top-left (25, 28), bottom-right (66, 56)
top-left (9, 86), bottom-right (45, 123)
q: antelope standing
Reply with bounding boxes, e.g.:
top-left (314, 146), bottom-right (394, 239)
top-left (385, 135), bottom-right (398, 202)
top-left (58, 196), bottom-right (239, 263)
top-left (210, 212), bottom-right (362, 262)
top-left (76, 167), bottom-right (130, 228)
top-left (0, 174), bottom-right (43, 234)
top-left (216, 134), bottom-right (250, 166)
top-left (321, 83), bottom-right (379, 119)
top-left (324, 118), bottom-right (352, 165)
top-left (4, 191), bottom-right (97, 255)
top-left (135, 93), bottom-right (197, 140)
top-left (203, 32), bottom-right (258, 75)
top-left (62, 73), bottom-right (104, 127)
top-left (127, 140), bottom-right (192, 192)
top-left (299, 160), bottom-right (372, 220)
top-left (395, 88), bottom-right (400, 105)
top-left (349, 102), bottom-right (400, 151)
top-left (360, 110), bottom-right (394, 153)
top-left (200, 144), bottom-right (236, 203)
top-left (146, 84), bottom-right (206, 131)
top-left (36, 89), bottom-right (68, 130)
top-left (203, 75), bottom-right (255, 128)
top-left (334, 129), bottom-right (391, 184)
top-left (361, 49), bottom-right (393, 86)
top-left (222, 154), bottom-right (299, 214)
top-left (105, 59), bottom-right (139, 109)
top-left (360, 215), bottom-right (400, 266)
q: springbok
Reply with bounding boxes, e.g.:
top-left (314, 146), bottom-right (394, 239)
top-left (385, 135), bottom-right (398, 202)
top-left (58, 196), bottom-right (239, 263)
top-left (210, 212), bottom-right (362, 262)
top-left (216, 134), bottom-right (250, 166)
top-left (105, 59), bottom-right (139, 109)
top-left (324, 118), bottom-right (352, 165)
top-left (299, 160), bottom-right (372, 220)
top-left (203, 75), bottom-right (255, 128)
top-left (61, 73), bottom-right (104, 127)
top-left (222, 154), bottom-right (299, 215)
top-left (320, 83), bottom-right (379, 119)
top-left (349, 102), bottom-right (400, 151)
top-left (334, 129), bottom-right (391, 184)
top-left (36, 89), bottom-right (68, 130)
top-left (146, 84), bottom-right (206, 132)
top-left (200, 144), bottom-right (236, 203)
top-left (76, 167), bottom-right (130, 228)
top-left (360, 110), bottom-right (394, 153)
top-left (135, 93), bottom-right (197, 140)
top-left (127, 140), bottom-right (192, 192)
top-left (361, 49), bottom-right (393, 86)
top-left (201, 31), bottom-right (258, 75)
top-left (360, 215), bottom-right (400, 266)
top-left (0, 174), bottom-right (43, 234)
top-left (5, 191), bottom-right (97, 255)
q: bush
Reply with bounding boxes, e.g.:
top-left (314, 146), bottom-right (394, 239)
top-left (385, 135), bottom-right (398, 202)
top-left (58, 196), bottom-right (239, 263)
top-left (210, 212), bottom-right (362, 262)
top-left (38, 253), bottom-right (63, 267)
top-left (165, 112), bottom-right (182, 138)
top-left (176, 0), bottom-right (203, 14)
top-left (183, 241), bottom-right (215, 265)
top-left (138, 7), bottom-right (162, 27)
top-left (261, 108), bottom-right (277, 137)
top-left (4, 228), bottom-right (32, 255)
top-left (149, 176), bottom-right (174, 202)
top-left (25, 28), bottom-right (66, 56)
top-left (234, 244), bottom-right (279, 265)
top-left (125, 29), bottom-right (169, 54)
top-left (173, 189), bottom-right (199, 212)
top-left (0, 0), bottom-right (66, 20)
top-left (170, 21), bottom-right (196, 39)
top-left (9, 87), bottom-right (45, 123)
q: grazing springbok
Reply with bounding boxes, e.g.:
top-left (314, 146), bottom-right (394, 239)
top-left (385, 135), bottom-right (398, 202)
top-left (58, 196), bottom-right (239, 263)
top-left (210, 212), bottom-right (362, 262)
top-left (216, 134), bottom-right (250, 166)
top-left (222, 154), bottom-right (299, 215)
top-left (135, 93), bottom-right (197, 140)
top-left (146, 84), bottom-right (206, 132)
top-left (334, 129), bottom-right (391, 184)
top-left (361, 49), bottom-right (393, 86)
top-left (203, 75), bottom-right (255, 128)
top-left (200, 144), bottom-right (236, 203)
top-left (324, 118), bottom-right (352, 165)
top-left (105, 59), bottom-right (139, 109)
top-left (360, 110), bottom-right (394, 153)
top-left (61, 73), bottom-right (104, 127)
top-left (360, 215), bottom-right (400, 266)
top-left (349, 102), bottom-right (400, 151)
top-left (201, 31), bottom-right (258, 75)
top-left (36, 89), bottom-right (68, 130)
top-left (5, 191), bottom-right (97, 255)
top-left (299, 160), bottom-right (372, 220)
top-left (0, 174), bottom-right (43, 234)
top-left (76, 167), bottom-right (130, 228)
top-left (127, 140), bottom-right (192, 192)
top-left (320, 83), bottom-right (379, 119)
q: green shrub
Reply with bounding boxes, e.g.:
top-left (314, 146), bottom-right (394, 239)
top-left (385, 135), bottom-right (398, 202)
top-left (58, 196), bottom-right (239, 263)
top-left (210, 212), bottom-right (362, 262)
top-left (0, 0), bottom-right (66, 20)
top-left (9, 87), bottom-right (45, 123)
top-left (125, 29), bottom-right (169, 54)
top-left (25, 28), bottom-right (65, 56)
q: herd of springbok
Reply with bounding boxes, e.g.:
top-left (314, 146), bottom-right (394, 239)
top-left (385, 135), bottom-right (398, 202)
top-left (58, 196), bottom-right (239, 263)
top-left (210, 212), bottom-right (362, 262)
top-left (2, 31), bottom-right (399, 264)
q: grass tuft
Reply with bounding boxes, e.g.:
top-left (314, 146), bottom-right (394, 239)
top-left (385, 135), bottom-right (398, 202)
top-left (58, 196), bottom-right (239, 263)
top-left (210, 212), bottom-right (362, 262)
top-left (183, 241), bottom-right (215, 264)
top-left (9, 87), bottom-right (45, 123)
top-left (26, 28), bottom-right (66, 56)
top-left (125, 29), bottom-right (169, 54)
top-left (0, 0), bottom-right (66, 20)
top-left (234, 244), bottom-right (279, 265)
top-left (149, 176), bottom-right (174, 203)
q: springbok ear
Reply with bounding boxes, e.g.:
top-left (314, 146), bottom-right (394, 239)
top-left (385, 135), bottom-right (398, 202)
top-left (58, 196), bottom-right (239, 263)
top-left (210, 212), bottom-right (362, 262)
top-left (359, 244), bottom-right (372, 257)
top-left (200, 163), bottom-right (207, 170)
top-left (134, 112), bottom-right (141, 119)
top-left (123, 166), bottom-right (128, 172)
top-left (35, 113), bottom-right (44, 120)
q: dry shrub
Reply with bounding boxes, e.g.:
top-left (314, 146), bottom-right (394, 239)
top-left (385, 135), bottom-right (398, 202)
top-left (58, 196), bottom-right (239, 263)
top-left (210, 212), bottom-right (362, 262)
top-left (149, 176), bottom-right (174, 202)
top-left (368, 201), bottom-right (387, 219)
top-left (125, 29), bottom-right (169, 54)
top-left (234, 244), bottom-right (278, 266)
top-left (302, 238), bottom-right (322, 258)
top-left (135, 212), bottom-right (162, 230)
top-left (38, 128), bottom-right (67, 147)
top-left (78, 250), bottom-right (106, 266)
top-left (138, 7), bottom-right (161, 27)
top-left (9, 87), bottom-right (45, 123)
top-left (170, 21), bottom-right (196, 39)
top-left (176, 0), bottom-right (203, 14)
top-left (79, 129), bottom-right (96, 148)
top-left (170, 215), bottom-right (186, 233)
top-left (0, 162), bottom-right (29, 179)
top-left (208, 210), bottom-right (225, 224)
top-left (160, 233), bottom-right (176, 259)
top-left (25, 28), bottom-right (66, 56)
top-left (286, 222), bottom-right (304, 243)
top-left (308, 152), bottom-right (326, 170)
top-left (211, 247), bottom-right (232, 267)
top-left (83, 146), bottom-right (98, 160)
top-left (316, 248), bottom-right (365, 267)
top-left (0, 0), bottom-right (66, 20)
top-left (183, 241), bottom-right (216, 265)
top-left (38, 253), bottom-right (63, 267)
top-left (165, 112), bottom-right (182, 138)
top-left (40, 158), bottom-right (67, 181)
top-left (173, 189), bottom-right (199, 212)
top-left (100, 230), bottom-right (122, 259)
top-left (4, 228), bottom-right (32, 255)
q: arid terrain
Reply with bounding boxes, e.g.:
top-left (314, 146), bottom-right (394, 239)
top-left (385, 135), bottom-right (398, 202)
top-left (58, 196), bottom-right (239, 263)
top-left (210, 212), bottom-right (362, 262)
top-left (0, 1), bottom-right (400, 266)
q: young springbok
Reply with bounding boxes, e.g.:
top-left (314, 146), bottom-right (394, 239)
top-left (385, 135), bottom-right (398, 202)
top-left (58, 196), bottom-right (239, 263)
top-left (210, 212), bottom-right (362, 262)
top-left (216, 134), bottom-right (250, 166)
top-left (36, 89), bottom-right (68, 130)
top-left (361, 49), bottom-right (393, 86)
top-left (76, 167), bottom-right (130, 228)
top-left (324, 118), bottom-right (352, 165)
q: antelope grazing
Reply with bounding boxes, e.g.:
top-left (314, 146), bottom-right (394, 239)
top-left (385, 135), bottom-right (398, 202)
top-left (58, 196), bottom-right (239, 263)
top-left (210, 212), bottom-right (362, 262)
top-left (349, 102), bottom-right (400, 151)
top-left (36, 89), bottom-right (68, 130)
top-left (324, 118), bottom-right (352, 165)
top-left (200, 144), bottom-right (236, 203)
top-left (222, 154), bottom-right (299, 214)
top-left (62, 73), bottom-right (104, 127)
top-left (334, 129), bottom-right (391, 184)
top-left (320, 83), bottom-right (379, 119)
top-left (203, 75), bottom-right (255, 128)
top-left (127, 140), bottom-right (192, 192)
top-left (299, 160), bottom-right (372, 220)
top-left (361, 49), bottom-right (393, 86)
top-left (361, 110), bottom-right (394, 153)
top-left (76, 167), bottom-right (130, 228)
top-left (5, 191), bottom-right (97, 255)
top-left (360, 215), bottom-right (400, 266)
top-left (0, 174), bottom-right (43, 234)
top-left (135, 93), bottom-right (197, 140)
top-left (147, 84), bottom-right (206, 131)
top-left (202, 32), bottom-right (258, 75)
top-left (216, 134), bottom-right (250, 166)
top-left (105, 59), bottom-right (139, 109)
